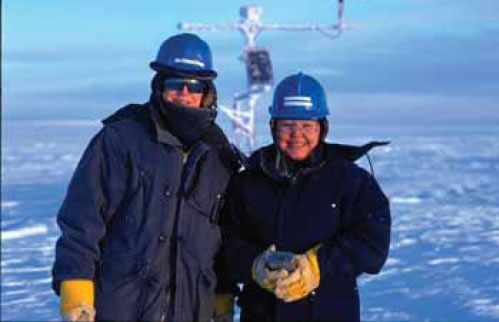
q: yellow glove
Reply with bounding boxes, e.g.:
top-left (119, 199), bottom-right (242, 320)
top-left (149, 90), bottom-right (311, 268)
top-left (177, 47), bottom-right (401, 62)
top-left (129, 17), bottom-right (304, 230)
top-left (252, 245), bottom-right (289, 293)
top-left (60, 280), bottom-right (95, 322)
top-left (275, 246), bottom-right (320, 302)
top-left (213, 293), bottom-right (234, 322)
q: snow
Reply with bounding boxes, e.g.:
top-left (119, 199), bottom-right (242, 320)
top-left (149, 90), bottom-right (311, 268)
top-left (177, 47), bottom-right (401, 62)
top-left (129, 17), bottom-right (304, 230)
top-left (2, 266), bottom-right (52, 274)
top-left (2, 225), bottom-right (49, 241)
top-left (391, 197), bottom-right (422, 204)
top-left (1, 201), bottom-right (20, 209)
top-left (2, 121), bottom-right (499, 321)
top-left (427, 258), bottom-right (461, 265)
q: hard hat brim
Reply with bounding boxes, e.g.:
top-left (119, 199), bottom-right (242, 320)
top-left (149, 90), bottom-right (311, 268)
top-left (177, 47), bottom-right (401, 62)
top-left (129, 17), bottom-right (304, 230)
top-left (150, 62), bottom-right (217, 80)
top-left (271, 116), bottom-right (327, 121)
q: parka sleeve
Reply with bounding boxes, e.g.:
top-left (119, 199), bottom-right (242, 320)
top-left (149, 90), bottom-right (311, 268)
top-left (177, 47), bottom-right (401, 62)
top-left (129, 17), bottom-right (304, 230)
top-left (52, 126), bottom-right (128, 294)
top-left (219, 175), bottom-right (263, 285)
top-left (317, 168), bottom-right (391, 281)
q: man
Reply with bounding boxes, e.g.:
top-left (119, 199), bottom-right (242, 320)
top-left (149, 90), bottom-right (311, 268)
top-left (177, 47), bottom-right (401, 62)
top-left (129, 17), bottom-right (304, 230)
top-left (220, 72), bottom-right (391, 321)
top-left (52, 33), bottom-right (243, 321)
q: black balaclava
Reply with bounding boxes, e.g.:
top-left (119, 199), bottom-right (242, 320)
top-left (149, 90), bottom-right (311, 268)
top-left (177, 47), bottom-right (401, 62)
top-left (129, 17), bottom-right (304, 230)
top-left (150, 73), bottom-right (217, 150)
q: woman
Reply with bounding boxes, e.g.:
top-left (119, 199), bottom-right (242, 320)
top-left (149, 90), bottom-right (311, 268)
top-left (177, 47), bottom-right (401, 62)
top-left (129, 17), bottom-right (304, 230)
top-left (220, 72), bottom-right (391, 321)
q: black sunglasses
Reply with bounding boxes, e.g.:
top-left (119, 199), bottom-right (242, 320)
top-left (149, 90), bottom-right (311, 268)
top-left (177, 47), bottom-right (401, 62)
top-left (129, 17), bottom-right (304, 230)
top-left (162, 78), bottom-right (207, 94)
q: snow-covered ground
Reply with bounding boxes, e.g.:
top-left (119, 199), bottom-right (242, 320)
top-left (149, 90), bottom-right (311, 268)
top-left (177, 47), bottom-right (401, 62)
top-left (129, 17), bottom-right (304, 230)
top-left (2, 120), bottom-right (498, 321)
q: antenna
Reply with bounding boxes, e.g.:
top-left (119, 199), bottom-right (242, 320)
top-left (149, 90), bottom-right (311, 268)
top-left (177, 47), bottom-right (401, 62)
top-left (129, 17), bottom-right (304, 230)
top-left (179, 1), bottom-right (349, 152)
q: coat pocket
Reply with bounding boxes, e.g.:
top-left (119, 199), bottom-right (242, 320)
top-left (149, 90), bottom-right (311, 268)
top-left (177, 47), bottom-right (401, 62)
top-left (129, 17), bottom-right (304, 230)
top-left (209, 193), bottom-right (225, 224)
top-left (122, 168), bottom-right (149, 234)
top-left (95, 253), bottom-right (149, 321)
top-left (183, 200), bottom-right (223, 267)
top-left (187, 190), bottom-right (225, 224)
top-left (103, 168), bottom-right (148, 246)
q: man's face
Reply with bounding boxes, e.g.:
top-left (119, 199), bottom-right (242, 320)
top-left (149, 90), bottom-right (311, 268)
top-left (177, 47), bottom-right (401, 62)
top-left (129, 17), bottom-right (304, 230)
top-left (276, 119), bottom-right (321, 161)
top-left (162, 78), bottom-right (206, 108)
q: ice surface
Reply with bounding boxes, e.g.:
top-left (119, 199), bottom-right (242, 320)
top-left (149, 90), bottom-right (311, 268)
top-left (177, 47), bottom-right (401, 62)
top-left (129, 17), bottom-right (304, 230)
top-left (2, 121), bottom-right (499, 321)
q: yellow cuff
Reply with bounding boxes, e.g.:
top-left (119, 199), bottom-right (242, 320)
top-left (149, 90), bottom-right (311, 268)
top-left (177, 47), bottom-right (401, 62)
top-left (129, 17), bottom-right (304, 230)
top-left (60, 279), bottom-right (94, 315)
top-left (214, 293), bottom-right (234, 316)
top-left (306, 245), bottom-right (321, 283)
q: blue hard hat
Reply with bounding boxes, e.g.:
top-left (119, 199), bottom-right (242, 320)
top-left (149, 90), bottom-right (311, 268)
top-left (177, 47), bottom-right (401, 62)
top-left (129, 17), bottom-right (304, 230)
top-left (150, 33), bottom-right (217, 80)
top-left (269, 72), bottom-right (329, 120)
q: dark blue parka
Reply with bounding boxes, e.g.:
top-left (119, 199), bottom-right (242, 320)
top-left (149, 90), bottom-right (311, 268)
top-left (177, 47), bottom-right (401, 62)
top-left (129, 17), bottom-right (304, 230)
top-left (52, 104), bottom-right (242, 321)
top-left (221, 143), bottom-right (391, 321)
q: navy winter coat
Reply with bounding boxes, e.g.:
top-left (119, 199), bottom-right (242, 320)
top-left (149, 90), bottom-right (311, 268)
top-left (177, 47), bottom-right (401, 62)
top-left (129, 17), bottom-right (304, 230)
top-left (221, 143), bottom-right (391, 321)
top-left (52, 104), bottom-right (241, 321)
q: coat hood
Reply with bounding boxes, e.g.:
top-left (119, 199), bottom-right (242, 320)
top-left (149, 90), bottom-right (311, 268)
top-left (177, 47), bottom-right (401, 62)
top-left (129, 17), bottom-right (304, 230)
top-left (101, 103), bottom-right (147, 125)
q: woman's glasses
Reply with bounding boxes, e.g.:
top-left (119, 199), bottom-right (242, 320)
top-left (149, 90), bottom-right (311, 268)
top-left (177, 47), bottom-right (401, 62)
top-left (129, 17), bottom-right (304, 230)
top-left (277, 121), bottom-right (320, 135)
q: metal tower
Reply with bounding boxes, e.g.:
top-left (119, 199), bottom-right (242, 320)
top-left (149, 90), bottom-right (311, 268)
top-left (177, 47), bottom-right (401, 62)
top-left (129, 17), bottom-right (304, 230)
top-left (178, 1), bottom-right (348, 152)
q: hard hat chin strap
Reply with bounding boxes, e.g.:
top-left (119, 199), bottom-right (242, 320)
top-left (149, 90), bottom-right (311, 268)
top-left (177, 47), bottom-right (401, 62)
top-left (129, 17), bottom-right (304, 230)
top-left (319, 118), bottom-right (329, 140)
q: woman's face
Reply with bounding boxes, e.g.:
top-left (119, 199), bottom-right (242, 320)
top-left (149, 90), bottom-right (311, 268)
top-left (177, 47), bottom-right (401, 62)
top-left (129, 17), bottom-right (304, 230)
top-left (276, 120), bottom-right (321, 161)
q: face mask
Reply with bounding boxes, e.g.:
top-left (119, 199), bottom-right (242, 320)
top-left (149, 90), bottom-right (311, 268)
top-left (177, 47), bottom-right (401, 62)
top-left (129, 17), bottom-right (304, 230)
top-left (157, 100), bottom-right (215, 149)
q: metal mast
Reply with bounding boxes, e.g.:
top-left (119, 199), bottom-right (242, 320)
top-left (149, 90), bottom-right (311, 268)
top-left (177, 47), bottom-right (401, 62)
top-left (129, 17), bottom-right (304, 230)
top-left (179, 1), bottom-right (348, 152)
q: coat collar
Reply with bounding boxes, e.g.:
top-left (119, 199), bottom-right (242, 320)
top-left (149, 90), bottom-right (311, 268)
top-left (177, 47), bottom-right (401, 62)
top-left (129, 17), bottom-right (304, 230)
top-left (249, 141), bottom-right (389, 182)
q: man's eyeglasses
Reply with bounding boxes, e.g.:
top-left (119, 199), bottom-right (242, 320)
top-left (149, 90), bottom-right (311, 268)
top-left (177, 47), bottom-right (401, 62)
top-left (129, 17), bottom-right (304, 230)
top-left (163, 78), bottom-right (207, 94)
top-left (277, 121), bottom-right (320, 135)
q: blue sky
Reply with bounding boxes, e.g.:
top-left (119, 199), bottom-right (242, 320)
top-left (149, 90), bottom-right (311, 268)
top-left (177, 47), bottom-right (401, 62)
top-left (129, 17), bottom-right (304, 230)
top-left (3, 0), bottom-right (499, 124)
